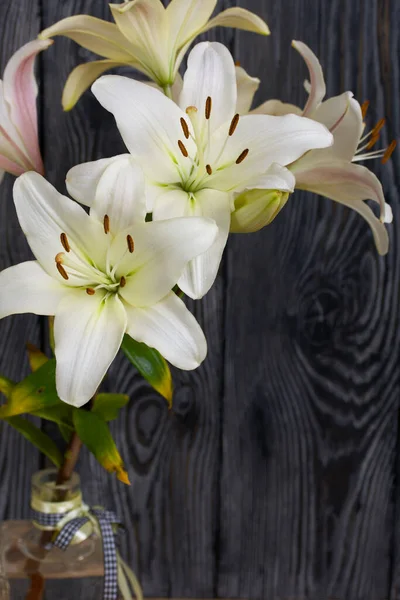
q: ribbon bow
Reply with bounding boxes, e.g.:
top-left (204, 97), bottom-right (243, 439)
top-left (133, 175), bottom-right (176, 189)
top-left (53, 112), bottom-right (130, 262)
top-left (32, 506), bottom-right (142, 600)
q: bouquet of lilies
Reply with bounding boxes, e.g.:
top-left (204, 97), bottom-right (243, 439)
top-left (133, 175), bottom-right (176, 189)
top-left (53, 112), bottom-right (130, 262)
top-left (0, 0), bottom-right (395, 595)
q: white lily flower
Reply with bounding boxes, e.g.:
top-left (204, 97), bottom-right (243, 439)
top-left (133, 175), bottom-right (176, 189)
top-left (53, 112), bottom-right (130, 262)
top-left (237, 41), bottom-right (395, 255)
top-left (0, 169), bottom-right (218, 407)
top-left (39, 0), bottom-right (270, 110)
top-left (67, 42), bottom-right (333, 299)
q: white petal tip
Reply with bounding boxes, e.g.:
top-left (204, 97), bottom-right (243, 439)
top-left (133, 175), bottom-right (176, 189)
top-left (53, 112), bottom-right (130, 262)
top-left (384, 203), bottom-right (393, 223)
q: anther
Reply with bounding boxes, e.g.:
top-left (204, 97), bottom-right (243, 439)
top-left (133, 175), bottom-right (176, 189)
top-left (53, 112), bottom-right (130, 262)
top-left (361, 100), bottom-right (370, 120)
top-left (371, 118), bottom-right (386, 137)
top-left (205, 96), bottom-right (212, 120)
top-left (206, 164), bottom-right (213, 175)
top-left (178, 140), bottom-right (189, 157)
top-left (60, 233), bottom-right (70, 252)
top-left (236, 149), bottom-right (249, 164)
top-left (229, 113), bottom-right (240, 136)
top-left (382, 140), bottom-right (397, 164)
top-left (55, 252), bottom-right (64, 264)
top-left (103, 214), bottom-right (110, 234)
top-left (56, 262), bottom-right (69, 281)
top-left (235, 60), bottom-right (241, 67)
top-left (86, 288), bottom-right (95, 296)
top-left (120, 276), bottom-right (126, 288)
top-left (180, 117), bottom-right (190, 139)
top-left (127, 235), bottom-right (135, 253)
top-left (366, 133), bottom-right (380, 150)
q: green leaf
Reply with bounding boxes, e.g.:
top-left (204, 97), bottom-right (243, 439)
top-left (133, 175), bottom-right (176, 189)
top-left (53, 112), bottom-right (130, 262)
top-left (26, 343), bottom-right (49, 372)
top-left (0, 375), bottom-right (15, 399)
top-left (31, 404), bottom-right (74, 428)
top-left (0, 360), bottom-right (60, 418)
top-left (73, 409), bottom-right (130, 485)
top-left (5, 416), bottom-right (63, 467)
top-left (92, 393), bottom-right (130, 421)
top-left (121, 334), bottom-right (173, 407)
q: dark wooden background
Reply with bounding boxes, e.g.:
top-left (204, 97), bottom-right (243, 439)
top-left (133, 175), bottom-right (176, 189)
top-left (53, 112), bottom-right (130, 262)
top-left (0, 0), bottom-right (399, 598)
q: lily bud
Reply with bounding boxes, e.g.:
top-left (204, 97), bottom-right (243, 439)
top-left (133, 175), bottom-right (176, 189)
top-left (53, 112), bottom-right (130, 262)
top-left (230, 189), bottom-right (290, 233)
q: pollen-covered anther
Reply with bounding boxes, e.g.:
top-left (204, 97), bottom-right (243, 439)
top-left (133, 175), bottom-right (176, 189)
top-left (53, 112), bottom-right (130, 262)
top-left (382, 140), bottom-right (397, 164)
top-left (120, 276), bottom-right (126, 288)
top-left (86, 288), bottom-right (95, 296)
top-left (366, 133), bottom-right (380, 150)
top-left (103, 214), bottom-right (110, 234)
top-left (234, 60), bottom-right (241, 67)
top-left (56, 262), bottom-right (69, 281)
top-left (55, 252), bottom-right (64, 264)
top-left (178, 140), bottom-right (189, 157)
top-left (205, 96), bottom-right (212, 120)
top-left (180, 117), bottom-right (190, 139)
top-left (361, 100), bottom-right (370, 120)
top-left (60, 232), bottom-right (70, 252)
top-left (206, 164), bottom-right (213, 175)
top-left (236, 148), bottom-right (249, 164)
top-left (127, 234), bottom-right (135, 253)
top-left (229, 114), bottom-right (240, 136)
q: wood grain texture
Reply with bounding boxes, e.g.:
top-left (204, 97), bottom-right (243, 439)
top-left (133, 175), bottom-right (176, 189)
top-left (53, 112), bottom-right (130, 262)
top-left (38, 1), bottom-right (234, 598)
top-left (218, 1), bottom-right (400, 599)
top-left (1, 1), bottom-right (399, 599)
top-left (0, 0), bottom-right (42, 521)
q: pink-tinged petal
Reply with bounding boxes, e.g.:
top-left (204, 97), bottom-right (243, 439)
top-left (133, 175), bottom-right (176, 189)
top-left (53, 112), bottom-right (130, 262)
top-left (3, 39), bottom-right (52, 173)
top-left (0, 153), bottom-right (25, 177)
top-left (294, 160), bottom-right (389, 255)
top-left (292, 40), bottom-right (326, 116)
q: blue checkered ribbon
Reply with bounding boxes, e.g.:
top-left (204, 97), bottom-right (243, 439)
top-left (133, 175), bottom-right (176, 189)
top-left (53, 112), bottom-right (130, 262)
top-left (32, 507), bottom-right (131, 600)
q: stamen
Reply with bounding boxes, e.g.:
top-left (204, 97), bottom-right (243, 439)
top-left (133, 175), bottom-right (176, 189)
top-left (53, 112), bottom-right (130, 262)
top-left (206, 164), bottom-right (213, 175)
top-left (236, 149), bottom-right (249, 164)
top-left (229, 114), bottom-right (240, 137)
top-left (56, 262), bottom-right (69, 281)
top-left (86, 288), bottom-right (95, 295)
top-left (127, 234), bottom-right (135, 253)
top-left (180, 117), bottom-right (190, 139)
top-left (60, 233), bottom-right (70, 252)
top-left (55, 252), bottom-right (64, 264)
top-left (205, 96), bottom-right (212, 120)
top-left (120, 276), bottom-right (126, 288)
top-left (382, 140), bottom-right (397, 164)
top-left (178, 139), bottom-right (189, 157)
top-left (103, 214), bottom-right (110, 234)
top-left (234, 60), bottom-right (241, 67)
top-left (366, 133), bottom-right (381, 150)
top-left (371, 118), bottom-right (386, 138)
top-left (361, 100), bottom-right (370, 120)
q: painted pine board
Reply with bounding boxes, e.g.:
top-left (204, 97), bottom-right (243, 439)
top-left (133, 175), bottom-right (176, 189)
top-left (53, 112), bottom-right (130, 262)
top-left (218, 1), bottom-right (399, 599)
top-left (38, 1), bottom-right (235, 597)
top-left (0, 0), bottom-right (42, 521)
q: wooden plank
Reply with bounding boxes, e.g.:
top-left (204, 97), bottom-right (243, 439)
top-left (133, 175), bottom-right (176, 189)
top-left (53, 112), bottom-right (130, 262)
top-left (0, 0), bottom-right (42, 521)
top-left (38, 1), bottom-right (234, 597)
top-left (218, 0), bottom-right (400, 598)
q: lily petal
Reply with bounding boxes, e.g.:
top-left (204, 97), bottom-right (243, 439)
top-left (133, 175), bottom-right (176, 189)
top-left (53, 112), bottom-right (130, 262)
top-left (0, 261), bottom-right (65, 318)
top-left (61, 59), bottom-right (130, 111)
top-left (292, 40), bottom-right (326, 116)
top-left (92, 75), bottom-right (195, 183)
top-left (110, 1), bottom-right (170, 83)
top-left (180, 42), bottom-right (237, 135)
top-left (66, 154), bottom-right (128, 206)
top-left (208, 113), bottom-right (333, 192)
top-left (166, 0), bottom-right (217, 49)
top-left (13, 172), bottom-right (106, 278)
top-left (54, 291), bottom-right (127, 407)
top-left (252, 98), bottom-right (302, 116)
top-left (39, 15), bottom-right (135, 61)
top-left (318, 95), bottom-right (363, 162)
top-left (246, 163), bottom-right (296, 193)
top-left (202, 7), bottom-right (270, 36)
top-left (91, 156), bottom-right (146, 233)
top-left (3, 39), bottom-right (51, 173)
top-left (235, 65), bottom-right (260, 114)
top-left (109, 217), bottom-right (218, 306)
top-left (152, 188), bottom-right (231, 299)
top-left (294, 160), bottom-right (389, 254)
top-left (125, 291), bottom-right (207, 370)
